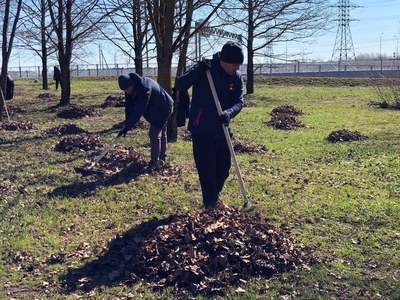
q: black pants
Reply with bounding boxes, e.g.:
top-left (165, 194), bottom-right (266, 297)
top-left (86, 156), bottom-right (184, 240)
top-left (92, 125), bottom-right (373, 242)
top-left (55, 80), bottom-right (61, 90)
top-left (192, 133), bottom-right (231, 208)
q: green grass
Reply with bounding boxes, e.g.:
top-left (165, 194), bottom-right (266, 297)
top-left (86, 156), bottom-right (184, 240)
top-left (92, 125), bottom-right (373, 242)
top-left (1, 76), bottom-right (399, 299)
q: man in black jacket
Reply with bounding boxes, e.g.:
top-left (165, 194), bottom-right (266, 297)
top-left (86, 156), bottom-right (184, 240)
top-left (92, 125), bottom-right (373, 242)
top-left (118, 73), bottom-right (174, 170)
top-left (175, 41), bottom-right (245, 209)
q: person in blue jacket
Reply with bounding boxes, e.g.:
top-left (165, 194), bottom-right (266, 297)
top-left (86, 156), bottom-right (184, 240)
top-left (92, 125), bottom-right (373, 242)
top-left (117, 73), bottom-right (174, 170)
top-left (175, 41), bottom-right (245, 209)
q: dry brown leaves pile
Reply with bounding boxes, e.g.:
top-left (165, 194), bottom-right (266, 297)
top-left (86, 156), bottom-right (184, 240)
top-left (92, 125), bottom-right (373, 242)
top-left (0, 120), bottom-right (36, 130)
top-left (100, 95), bottom-right (125, 108)
top-left (56, 105), bottom-right (101, 119)
top-left (54, 134), bottom-right (107, 152)
top-left (326, 129), bottom-right (368, 143)
top-left (2, 105), bottom-right (25, 117)
top-left (265, 105), bottom-right (306, 130)
top-left (232, 140), bottom-right (267, 154)
top-left (46, 123), bottom-right (87, 136)
top-left (99, 208), bottom-right (314, 297)
top-left (270, 104), bottom-right (305, 116)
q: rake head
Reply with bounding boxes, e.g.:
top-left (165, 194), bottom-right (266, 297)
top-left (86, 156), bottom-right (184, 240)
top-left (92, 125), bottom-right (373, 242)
top-left (74, 166), bottom-right (105, 177)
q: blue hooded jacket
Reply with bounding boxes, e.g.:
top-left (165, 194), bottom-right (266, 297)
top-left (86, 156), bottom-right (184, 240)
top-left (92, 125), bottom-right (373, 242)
top-left (175, 52), bottom-right (244, 138)
top-left (124, 73), bottom-right (174, 130)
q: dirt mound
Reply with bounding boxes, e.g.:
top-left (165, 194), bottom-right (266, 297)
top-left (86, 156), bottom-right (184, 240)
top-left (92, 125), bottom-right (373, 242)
top-left (54, 134), bottom-right (107, 152)
top-left (97, 208), bottom-right (314, 297)
top-left (326, 129), bottom-right (368, 143)
top-left (265, 113), bottom-right (305, 130)
top-left (270, 104), bottom-right (304, 116)
top-left (100, 95), bottom-right (125, 108)
top-left (56, 105), bottom-right (101, 119)
top-left (46, 123), bottom-right (87, 136)
top-left (1, 120), bottom-right (35, 130)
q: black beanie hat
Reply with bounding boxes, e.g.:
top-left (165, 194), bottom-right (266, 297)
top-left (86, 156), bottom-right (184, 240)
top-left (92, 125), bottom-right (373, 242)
top-left (219, 41), bottom-right (244, 64)
top-left (118, 74), bottom-right (133, 90)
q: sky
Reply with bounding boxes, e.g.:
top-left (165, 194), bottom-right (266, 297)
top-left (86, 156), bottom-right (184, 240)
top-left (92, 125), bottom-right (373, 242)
top-left (8, 0), bottom-right (400, 69)
top-left (278, 0), bottom-right (400, 62)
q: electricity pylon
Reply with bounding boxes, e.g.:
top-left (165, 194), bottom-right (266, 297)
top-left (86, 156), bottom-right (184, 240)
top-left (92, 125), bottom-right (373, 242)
top-left (331, 0), bottom-right (359, 61)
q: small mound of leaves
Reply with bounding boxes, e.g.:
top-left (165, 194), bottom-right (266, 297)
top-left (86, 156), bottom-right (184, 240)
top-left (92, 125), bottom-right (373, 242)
top-left (233, 140), bottom-right (267, 154)
top-left (96, 208), bottom-right (314, 297)
top-left (93, 148), bottom-right (181, 185)
top-left (1, 120), bottom-right (36, 130)
top-left (46, 123), bottom-right (87, 136)
top-left (100, 95), bottom-right (125, 108)
top-left (2, 105), bottom-right (25, 117)
top-left (56, 105), bottom-right (101, 119)
top-left (326, 129), bottom-right (368, 143)
top-left (270, 104), bottom-right (304, 116)
top-left (265, 113), bottom-right (305, 130)
top-left (38, 93), bottom-right (57, 99)
top-left (109, 120), bottom-right (147, 131)
top-left (54, 134), bottom-right (107, 152)
top-left (179, 130), bottom-right (192, 141)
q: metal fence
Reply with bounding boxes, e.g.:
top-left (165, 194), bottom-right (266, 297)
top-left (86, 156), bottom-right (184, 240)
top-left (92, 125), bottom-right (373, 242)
top-left (7, 60), bottom-right (400, 79)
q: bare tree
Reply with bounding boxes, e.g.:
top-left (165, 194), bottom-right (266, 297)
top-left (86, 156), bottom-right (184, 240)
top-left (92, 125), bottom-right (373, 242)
top-left (98, 0), bottom-right (151, 75)
top-left (17, 0), bottom-right (55, 90)
top-left (148, 0), bottom-right (225, 141)
top-left (222, 0), bottom-right (332, 94)
top-left (0, 0), bottom-right (23, 121)
top-left (47, 0), bottom-right (115, 106)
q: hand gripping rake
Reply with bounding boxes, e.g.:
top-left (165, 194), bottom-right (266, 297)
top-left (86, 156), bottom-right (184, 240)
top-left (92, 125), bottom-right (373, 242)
top-left (205, 69), bottom-right (252, 210)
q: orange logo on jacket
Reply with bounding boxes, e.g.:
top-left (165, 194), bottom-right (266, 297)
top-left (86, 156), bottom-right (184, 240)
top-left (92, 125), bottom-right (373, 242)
top-left (229, 84), bottom-right (235, 92)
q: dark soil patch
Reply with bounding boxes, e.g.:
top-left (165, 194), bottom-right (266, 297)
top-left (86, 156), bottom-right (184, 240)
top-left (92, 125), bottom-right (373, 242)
top-left (60, 208), bottom-right (315, 297)
top-left (100, 95), bottom-right (125, 108)
top-left (0, 120), bottom-right (36, 130)
top-left (56, 105), bottom-right (101, 119)
top-left (54, 134), bottom-right (107, 152)
top-left (326, 129), bottom-right (368, 143)
top-left (46, 123), bottom-right (88, 136)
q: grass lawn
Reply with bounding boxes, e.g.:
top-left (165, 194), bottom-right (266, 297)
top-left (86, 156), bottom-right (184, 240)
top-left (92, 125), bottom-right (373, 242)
top-left (0, 76), bottom-right (399, 299)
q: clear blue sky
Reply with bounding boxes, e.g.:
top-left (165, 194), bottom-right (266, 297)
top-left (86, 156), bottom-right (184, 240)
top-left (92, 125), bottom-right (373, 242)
top-left (279, 0), bottom-right (400, 61)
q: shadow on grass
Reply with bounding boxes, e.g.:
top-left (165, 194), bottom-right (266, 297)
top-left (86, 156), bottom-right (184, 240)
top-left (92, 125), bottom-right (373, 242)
top-left (59, 216), bottom-right (173, 294)
top-left (48, 169), bottom-right (145, 198)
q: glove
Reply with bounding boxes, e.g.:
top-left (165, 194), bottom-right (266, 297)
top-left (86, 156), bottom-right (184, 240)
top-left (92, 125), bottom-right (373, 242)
top-left (219, 111), bottom-right (230, 125)
top-left (199, 59), bottom-right (211, 71)
top-left (118, 127), bottom-right (128, 137)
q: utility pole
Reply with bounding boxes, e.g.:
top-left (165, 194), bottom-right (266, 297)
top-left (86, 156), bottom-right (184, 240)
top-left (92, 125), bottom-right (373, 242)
top-left (331, 0), bottom-right (360, 61)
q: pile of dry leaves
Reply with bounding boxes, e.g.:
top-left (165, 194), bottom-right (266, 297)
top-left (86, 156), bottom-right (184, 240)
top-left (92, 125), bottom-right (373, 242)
top-left (326, 129), bottom-right (368, 143)
top-left (265, 105), bottom-right (306, 130)
top-left (54, 134), bottom-right (107, 152)
top-left (46, 123), bottom-right (87, 136)
top-left (56, 105), bottom-right (101, 119)
top-left (100, 95), bottom-right (125, 108)
top-left (0, 120), bottom-right (35, 130)
top-left (77, 207), bottom-right (315, 297)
